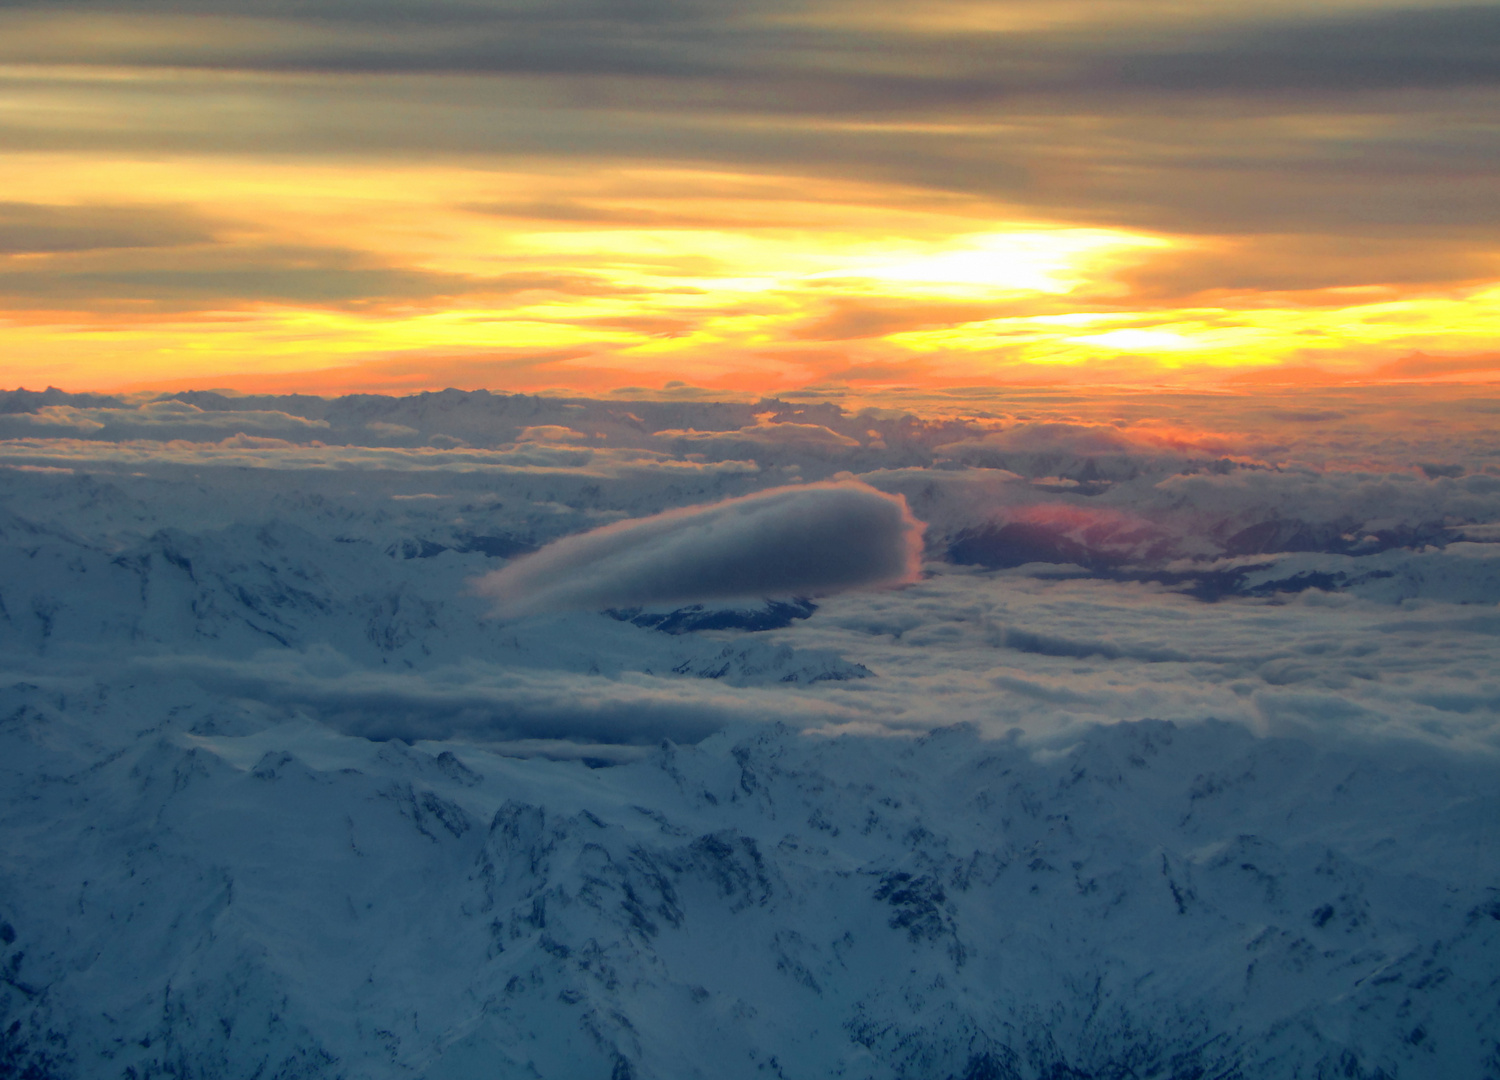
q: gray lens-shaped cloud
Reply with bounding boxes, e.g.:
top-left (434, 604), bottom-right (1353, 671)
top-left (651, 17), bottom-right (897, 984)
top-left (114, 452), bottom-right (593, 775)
top-left (475, 481), bottom-right (924, 618)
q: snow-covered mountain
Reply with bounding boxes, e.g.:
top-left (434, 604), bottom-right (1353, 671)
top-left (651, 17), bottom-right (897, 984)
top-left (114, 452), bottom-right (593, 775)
top-left (2, 387), bottom-right (1499, 1078)
top-left (6, 713), bottom-right (1497, 1079)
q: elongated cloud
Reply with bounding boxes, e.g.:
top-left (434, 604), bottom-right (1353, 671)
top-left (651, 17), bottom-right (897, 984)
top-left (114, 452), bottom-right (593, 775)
top-left (476, 481), bottom-right (924, 618)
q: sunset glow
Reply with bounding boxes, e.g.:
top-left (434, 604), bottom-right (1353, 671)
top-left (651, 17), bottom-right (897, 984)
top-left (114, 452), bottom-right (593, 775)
top-left (2, 1), bottom-right (1498, 396)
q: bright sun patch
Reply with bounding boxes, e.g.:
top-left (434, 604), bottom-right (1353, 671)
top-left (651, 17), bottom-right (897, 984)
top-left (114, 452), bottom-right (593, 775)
top-left (3, 150), bottom-right (1500, 393)
top-left (805, 230), bottom-right (1166, 295)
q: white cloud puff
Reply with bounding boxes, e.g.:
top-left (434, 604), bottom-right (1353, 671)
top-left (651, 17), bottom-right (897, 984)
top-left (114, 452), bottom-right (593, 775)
top-left (654, 419), bottom-right (860, 451)
top-left (475, 481), bottom-right (924, 618)
top-left (514, 424), bottom-right (590, 444)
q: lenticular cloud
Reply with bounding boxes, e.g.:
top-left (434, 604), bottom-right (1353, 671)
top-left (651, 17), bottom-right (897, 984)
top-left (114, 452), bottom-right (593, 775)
top-left (476, 481), bottom-right (924, 618)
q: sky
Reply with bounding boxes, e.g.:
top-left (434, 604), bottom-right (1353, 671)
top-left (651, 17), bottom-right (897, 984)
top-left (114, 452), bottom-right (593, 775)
top-left (2, 0), bottom-right (1499, 396)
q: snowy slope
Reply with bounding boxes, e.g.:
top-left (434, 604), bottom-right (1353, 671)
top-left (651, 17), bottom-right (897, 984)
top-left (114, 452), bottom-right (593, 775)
top-left (3, 712), bottom-right (1496, 1079)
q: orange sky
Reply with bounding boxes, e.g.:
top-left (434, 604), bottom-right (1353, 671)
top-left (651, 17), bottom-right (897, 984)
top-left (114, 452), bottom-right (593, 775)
top-left (2, 0), bottom-right (1498, 396)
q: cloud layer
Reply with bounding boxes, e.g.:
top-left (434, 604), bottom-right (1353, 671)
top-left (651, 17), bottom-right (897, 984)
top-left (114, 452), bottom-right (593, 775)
top-left (475, 481), bottom-right (924, 618)
top-left (3, 386), bottom-right (1498, 757)
top-left (3, 0), bottom-right (1500, 391)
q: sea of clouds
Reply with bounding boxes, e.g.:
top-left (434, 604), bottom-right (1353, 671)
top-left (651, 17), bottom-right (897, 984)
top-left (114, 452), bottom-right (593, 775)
top-left (2, 383), bottom-right (1499, 757)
